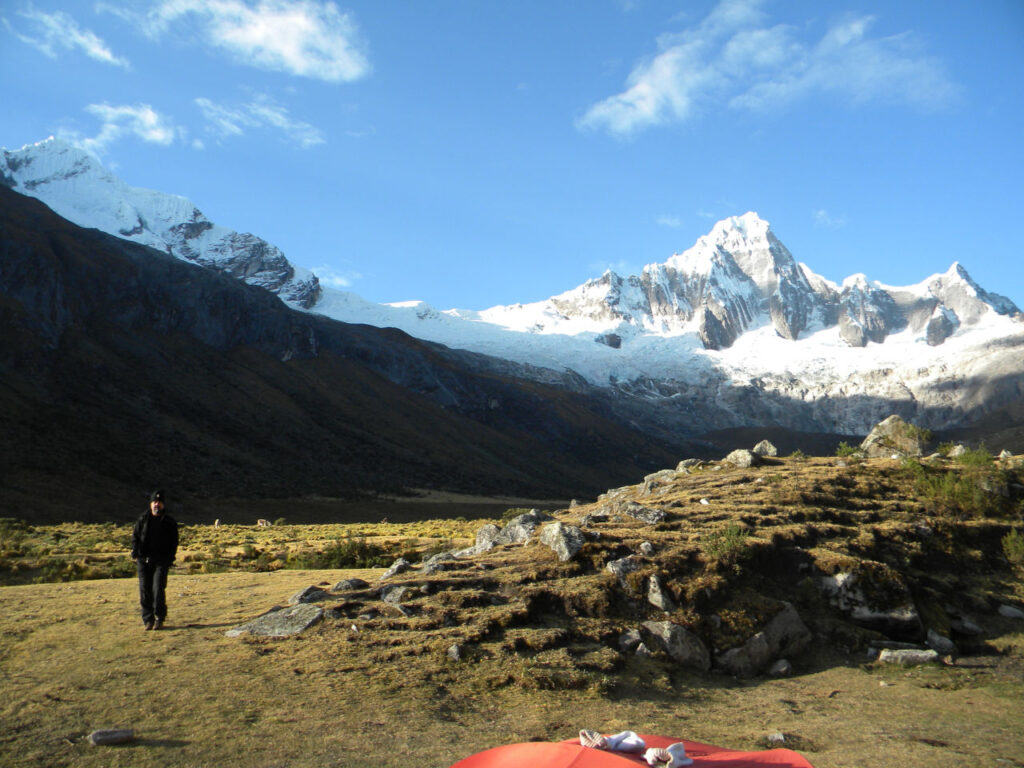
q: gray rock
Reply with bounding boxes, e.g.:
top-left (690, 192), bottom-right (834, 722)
top-left (724, 449), bottom-right (759, 468)
top-left (332, 578), bottom-right (369, 592)
top-left (768, 659), bottom-right (793, 677)
top-left (420, 561), bottom-right (448, 576)
top-left (88, 729), bottom-right (135, 746)
top-left (647, 574), bottom-right (676, 612)
top-left (494, 510), bottom-right (553, 546)
top-left (618, 629), bottom-right (643, 652)
top-left (752, 440), bottom-right (778, 457)
top-left (998, 449), bottom-right (1013, 460)
top-left (926, 629), bottom-right (957, 655)
top-left (638, 541), bottom-right (655, 556)
top-left (716, 603), bottom-right (812, 678)
top-left (288, 585), bottom-right (330, 605)
top-left (998, 604), bottom-right (1024, 620)
top-left (677, 458), bottom-right (704, 470)
top-left (379, 557), bottom-right (412, 581)
top-left (641, 620), bottom-right (711, 672)
top-left (635, 642), bottom-right (653, 658)
top-left (380, 585), bottom-right (410, 604)
top-left (860, 415), bottom-right (928, 458)
top-left (579, 512), bottom-right (611, 527)
top-left (642, 469), bottom-right (680, 493)
top-left (447, 643), bottom-right (463, 661)
top-left (951, 616), bottom-right (983, 635)
top-left (226, 603), bottom-right (324, 638)
top-left (474, 523), bottom-right (502, 551)
top-left (618, 501), bottom-right (666, 525)
top-left (606, 555), bottom-right (640, 587)
top-left (539, 522), bottom-right (585, 561)
top-left (948, 443), bottom-right (968, 458)
top-left (877, 648), bottom-right (939, 665)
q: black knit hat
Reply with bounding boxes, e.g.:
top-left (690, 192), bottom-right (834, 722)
top-left (150, 490), bottom-right (165, 503)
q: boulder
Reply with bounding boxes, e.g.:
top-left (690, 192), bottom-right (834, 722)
top-left (88, 729), bottom-right (135, 746)
top-left (638, 541), bottom-right (655, 556)
top-left (379, 557), bottom-right (412, 581)
top-left (677, 458), bottom-right (704, 470)
top-left (288, 585), bottom-right (330, 605)
top-left (494, 510), bottom-right (553, 546)
top-left (877, 648), bottom-right (939, 665)
top-left (225, 603), bottom-right (324, 638)
top-left (606, 555), bottom-right (640, 587)
top-left (617, 501), bottom-right (666, 525)
top-left (948, 443), bottom-right (968, 458)
top-left (860, 415), bottom-right (928, 458)
top-left (641, 621), bottom-right (711, 672)
top-left (332, 578), bottom-right (369, 592)
top-left (579, 512), bottom-right (611, 527)
top-left (715, 603), bottom-right (812, 678)
top-left (752, 440), bottom-right (778, 457)
top-left (474, 523), bottom-right (502, 551)
top-left (642, 469), bottom-right (680, 493)
top-left (647, 574), bottom-right (676, 612)
top-left (768, 659), bottom-right (793, 677)
top-left (618, 629), bottom-right (642, 652)
top-left (380, 585), bottom-right (411, 604)
top-left (539, 522), bottom-right (585, 562)
top-left (999, 449), bottom-right (1013, 460)
top-left (447, 643), bottom-right (463, 661)
top-left (724, 449), bottom-right (760, 468)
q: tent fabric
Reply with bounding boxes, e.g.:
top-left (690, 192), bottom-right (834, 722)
top-left (449, 733), bottom-right (814, 768)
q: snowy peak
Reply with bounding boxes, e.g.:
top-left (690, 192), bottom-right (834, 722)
top-left (1, 137), bottom-right (320, 308)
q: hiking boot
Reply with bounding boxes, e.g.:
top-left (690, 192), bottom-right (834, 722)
top-left (154, 620), bottom-right (164, 630)
top-left (144, 621), bottom-right (155, 631)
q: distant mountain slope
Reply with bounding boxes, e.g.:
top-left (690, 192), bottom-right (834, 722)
top-left (4, 137), bottom-right (1023, 441)
top-left (0, 185), bottom-right (687, 521)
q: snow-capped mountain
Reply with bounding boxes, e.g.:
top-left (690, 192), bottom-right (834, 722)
top-left (4, 137), bottom-right (1023, 437)
top-left (0, 138), bottom-right (320, 308)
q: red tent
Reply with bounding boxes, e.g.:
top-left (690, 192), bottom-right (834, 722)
top-left (450, 733), bottom-right (814, 768)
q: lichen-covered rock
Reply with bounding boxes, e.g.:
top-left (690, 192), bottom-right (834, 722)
top-left (288, 585), bottom-right (330, 605)
top-left (752, 440), bottom-right (778, 457)
top-left (379, 557), bottom-right (412, 581)
top-left (494, 510), bottom-right (553, 546)
top-left (860, 415), bottom-right (928, 458)
top-left (617, 501), bottom-right (666, 525)
top-left (225, 604), bottom-right (323, 638)
top-left (606, 555), bottom-right (640, 587)
top-left (724, 449), bottom-right (760, 468)
top-left (539, 522), bottom-right (585, 561)
top-left (877, 648), bottom-right (939, 665)
top-left (641, 621), bottom-right (711, 672)
top-left (647, 574), bottom-right (676, 612)
top-left (332, 578), bottom-right (369, 592)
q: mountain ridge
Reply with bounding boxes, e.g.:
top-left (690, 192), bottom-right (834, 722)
top-left (3, 137), bottom-right (1023, 440)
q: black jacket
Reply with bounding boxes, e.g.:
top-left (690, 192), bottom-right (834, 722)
top-left (131, 511), bottom-right (179, 566)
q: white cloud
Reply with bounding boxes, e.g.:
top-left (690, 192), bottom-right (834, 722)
top-left (124, 0), bottom-right (369, 82)
top-left (79, 103), bottom-right (184, 153)
top-left (814, 209), bottom-right (847, 228)
top-left (196, 94), bottom-right (324, 147)
top-left (656, 215), bottom-right (682, 228)
top-left (311, 265), bottom-right (360, 289)
top-left (579, 0), bottom-right (957, 136)
top-left (7, 7), bottom-right (130, 68)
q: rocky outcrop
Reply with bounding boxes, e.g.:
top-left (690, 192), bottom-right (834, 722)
top-left (819, 565), bottom-right (923, 640)
top-left (225, 604), bottom-right (324, 638)
top-left (539, 522), bottom-right (585, 561)
top-left (715, 602), bottom-right (812, 678)
top-left (641, 621), bottom-right (711, 672)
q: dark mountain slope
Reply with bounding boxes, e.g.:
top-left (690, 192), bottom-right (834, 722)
top-left (0, 186), bottom-right (686, 521)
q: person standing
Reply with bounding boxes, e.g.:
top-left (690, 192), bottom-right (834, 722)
top-left (131, 490), bottom-right (178, 630)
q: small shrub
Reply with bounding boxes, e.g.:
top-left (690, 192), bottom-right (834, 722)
top-left (703, 523), bottom-right (750, 573)
top-left (1004, 529), bottom-right (1024, 566)
top-left (835, 441), bottom-right (858, 458)
top-left (273, 517), bottom-right (287, 526)
top-left (788, 449), bottom-right (807, 460)
top-left (955, 447), bottom-right (994, 468)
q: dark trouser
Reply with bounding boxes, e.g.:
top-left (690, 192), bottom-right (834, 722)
top-left (137, 560), bottom-right (169, 624)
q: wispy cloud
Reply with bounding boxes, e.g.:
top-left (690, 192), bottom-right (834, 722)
top-left (656, 215), bottom-right (683, 228)
top-left (109, 0), bottom-right (369, 83)
top-left (196, 94), bottom-right (324, 147)
top-left (5, 6), bottom-right (130, 68)
top-left (579, 0), bottom-right (958, 137)
top-left (311, 265), bottom-right (361, 289)
top-left (77, 103), bottom-right (184, 153)
top-left (814, 209), bottom-right (848, 228)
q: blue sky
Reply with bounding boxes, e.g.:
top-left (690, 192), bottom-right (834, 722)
top-left (2, 0), bottom-right (1023, 310)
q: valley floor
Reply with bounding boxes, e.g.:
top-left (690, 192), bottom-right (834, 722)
top-left (2, 570), bottom-right (1022, 768)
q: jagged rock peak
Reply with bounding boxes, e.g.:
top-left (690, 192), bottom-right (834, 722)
top-left (0, 137), bottom-right (321, 309)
